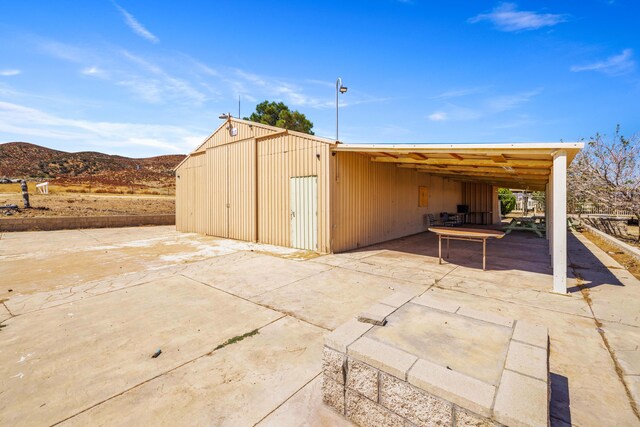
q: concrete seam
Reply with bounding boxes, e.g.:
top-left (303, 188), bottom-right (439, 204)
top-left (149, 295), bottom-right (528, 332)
top-left (251, 372), bottom-right (322, 426)
top-left (491, 311), bottom-right (516, 414)
top-left (249, 265), bottom-right (337, 299)
top-left (51, 315), bottom-right (285, 427)
top-left (6, 274), bottom-right (174, 319)
top-left (335, 260), bottom-right (436, 288)
top-left (502, 367), bottom-right (546, 383)
top-left (2, 300), bottom-right (14, 317)
top-left (181, 273), bottom-right (332, 331)
top-left (431, 284), bottom-right (595, 322)
top-left (437, 265), bottom-right (459, 283)
top-left (571, 266), bottom-right (640, 421)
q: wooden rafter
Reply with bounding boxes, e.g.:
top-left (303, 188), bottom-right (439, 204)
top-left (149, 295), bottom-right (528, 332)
top-left (407, 153), bottom-right (428, 160)
top-left (379, 152), bottom-right (399, 158)
top-left (371, 156), bottom-right (552, 168)
top-left (409, 165), bottom-right (550, 175)
top-left (449, 153), bottom-right (464, 160)
top-left (490, 154), bottom-right (508, 163)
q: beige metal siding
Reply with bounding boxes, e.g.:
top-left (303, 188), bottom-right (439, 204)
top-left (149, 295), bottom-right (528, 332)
top-left (257, 134), bottom-right (331, 253)
top-left (205, 145), bottom-right (228, 237)
top-left (177, 120), bottom-right (333, 252)
top-left (200, 121), bottom-right (276, 151)
top-left (228, 139), bottom-right (257, 241)
top-left (331, 152), bottom-right (463, 252)
top-left (175, 154), bottom-right (205, 233)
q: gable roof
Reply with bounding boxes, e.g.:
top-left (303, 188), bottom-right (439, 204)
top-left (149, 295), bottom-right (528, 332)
top-left (175, 117), bottom-right (337, 170)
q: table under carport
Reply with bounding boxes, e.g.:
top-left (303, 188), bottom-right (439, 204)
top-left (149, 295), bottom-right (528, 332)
top-left (332, 142), bottom-right (583, 294)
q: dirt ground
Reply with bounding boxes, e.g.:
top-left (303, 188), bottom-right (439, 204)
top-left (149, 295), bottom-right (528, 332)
top-left (582, 230), bottom-right (640, 280)
top-left (0, 192), bottom-right (174, 217)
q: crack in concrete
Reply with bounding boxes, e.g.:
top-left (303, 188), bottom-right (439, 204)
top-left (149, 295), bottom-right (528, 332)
top-left (571, 268), bottom-right (640, 422)
top-left (2, 300), bottom-right (14, 318)
top-left (182, 273), bottom-right (333, 332)
top-left (50, 315), bottom-right (286, 426)
top-left (252, 372), bottom-right (322, 426)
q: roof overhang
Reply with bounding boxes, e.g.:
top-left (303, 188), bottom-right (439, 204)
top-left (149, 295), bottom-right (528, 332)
top-left (332, 142), bottom-right (583, 191)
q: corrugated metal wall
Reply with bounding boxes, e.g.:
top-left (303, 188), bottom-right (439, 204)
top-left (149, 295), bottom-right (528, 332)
top-left (228, 139), bottom-right (257, 241)
top-left (175, 153), bottom-right (205, 233)
top-left (257, 134), bottom-right (331, 253)
top-left (205, 145), bottom-right (228, 237)
top-left (198, 121), bottom-right (276, 152)
top-left (331, 153), bottom-right (462, 252)
top-left (202, 140), bottom-right (256, 240)
top-left (461, 182), bottom-right (495, 225)
top-left (176, 128), bottom-right (332, 252)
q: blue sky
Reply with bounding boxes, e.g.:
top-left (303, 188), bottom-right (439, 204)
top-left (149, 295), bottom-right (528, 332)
top-left (0, 1), bottom-right (638, 157)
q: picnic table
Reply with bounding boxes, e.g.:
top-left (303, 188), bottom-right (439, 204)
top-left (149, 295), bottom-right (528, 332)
top-left (503, 216), bottom-right (546, 237)
top-left (428, 227), bottom-right (506, 271)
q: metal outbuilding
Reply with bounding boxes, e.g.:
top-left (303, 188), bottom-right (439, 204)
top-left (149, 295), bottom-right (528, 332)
top-left (175, 117), bottom-right (582, 293)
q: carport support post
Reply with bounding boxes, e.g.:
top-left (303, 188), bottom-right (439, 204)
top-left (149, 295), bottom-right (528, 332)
top-left (552, 150), bottom-right (567, 294)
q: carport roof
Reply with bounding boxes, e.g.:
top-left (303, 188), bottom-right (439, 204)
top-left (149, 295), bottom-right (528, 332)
top-left (332, 142), bottom-right (583, 190)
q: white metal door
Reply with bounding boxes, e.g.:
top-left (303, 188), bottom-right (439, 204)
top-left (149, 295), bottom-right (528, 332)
top-left (290, 176), bottom-right (318, 251)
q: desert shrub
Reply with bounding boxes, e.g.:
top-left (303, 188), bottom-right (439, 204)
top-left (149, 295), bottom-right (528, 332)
top-left (499, 188), bottom-right (517, 216)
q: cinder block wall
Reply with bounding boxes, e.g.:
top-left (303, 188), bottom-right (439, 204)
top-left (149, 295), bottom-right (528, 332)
top-left (0, 214), bottom-right (175, 232)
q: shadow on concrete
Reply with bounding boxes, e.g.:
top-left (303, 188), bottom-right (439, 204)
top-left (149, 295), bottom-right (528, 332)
top-left (348, 229), bottom-right (552, 275)
top-left (346, 229), bottom-right (625, 292)
top-left (550, 372), bottom-right (572, 426)
top-left (567, 233), bottom-right (624, 292)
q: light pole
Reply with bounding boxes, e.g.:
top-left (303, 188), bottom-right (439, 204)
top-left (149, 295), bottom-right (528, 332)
top-left (336, 77), bottom-right (348, 141)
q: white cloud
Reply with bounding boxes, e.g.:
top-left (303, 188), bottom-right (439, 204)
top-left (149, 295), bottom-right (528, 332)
top-left (570, 49), bottom-right (636, 76)
top-left (0, 100), bottom-right (204, 155)
top-left (113, 3), bottom-right (159, 43)
top-left (39, 40), bottom-right (88, 62)
top-left (120, 51), bottom-right (207, 104)
top-left (0, 69), bottom-right (21, 76)
top-left (469, 3), bottom-right (566, 32)
top-left (81, 66), bottom-right (108, 78)
top-left (428, 112), bottom-right (448, 121)
top-left (428, 89), bottom-right (541, 122)
top-left (431, 87), bottom-right (487, 99)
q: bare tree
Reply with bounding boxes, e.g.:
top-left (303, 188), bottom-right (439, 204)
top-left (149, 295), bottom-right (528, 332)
top-left (568, 125), bottom-right (640, 240)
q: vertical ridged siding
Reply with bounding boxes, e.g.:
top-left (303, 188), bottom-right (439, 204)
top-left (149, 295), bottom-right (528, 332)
top-left (175, 154), bottom-right (205, 233)
top-left (331, 153), bottom-right (463, 252)
top-left (200, 121), bottom-right (276, 151)
top-left (257, 134), bottom-right (331, 253)
top-left (228, 139), bottom-right (257, 241)
top-left (205, 145), bottom-right (229, 237)
top-left (460, 182), bottom-right (495, 225)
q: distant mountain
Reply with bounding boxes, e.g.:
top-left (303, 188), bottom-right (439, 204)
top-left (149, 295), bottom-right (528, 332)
top-left (0, 142), bottom-right (185, 187)
top-left (0, 142), bottom-right (185, 186)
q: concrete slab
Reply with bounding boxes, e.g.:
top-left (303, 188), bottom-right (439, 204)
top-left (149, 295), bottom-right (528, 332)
top-left (601, 321), bottom-right (640, 375)
top-left (338, 253), bottom-right (452, 285)
top-left (368, 302), bottom-right (512, 385)
top-left (0, 275), bottom-right (282, 426)
top-left (251, 268), bottom-right (426, 330)
top-left (422, 286), bottom-right (639, 426)
top-left (180, 252), bottom-right (331, 299)
top-left (0, 227), bottom-right (236, 298)
top-left (435, 275), bottom-right (592, 318)
top-left (1, 226), bottom-right (639, 425)
top-left (257, 375), bottom-right (354, 426)
top-left (4, 265), bottom-right (179, 316)
top-left (62, 317), bottom-right (325, 427)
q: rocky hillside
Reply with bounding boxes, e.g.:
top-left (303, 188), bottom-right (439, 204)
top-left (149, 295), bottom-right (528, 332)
top-left (0, 142), bottom-right (185, 186)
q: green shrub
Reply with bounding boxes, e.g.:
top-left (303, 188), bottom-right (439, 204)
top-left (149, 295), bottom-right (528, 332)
top-left (499, 188), bottom-right (516, 215)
